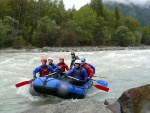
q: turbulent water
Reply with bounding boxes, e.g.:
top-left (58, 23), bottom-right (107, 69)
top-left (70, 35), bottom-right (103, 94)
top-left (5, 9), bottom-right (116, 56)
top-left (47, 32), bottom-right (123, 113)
top-left (0, 50), bottom-right (150, 113)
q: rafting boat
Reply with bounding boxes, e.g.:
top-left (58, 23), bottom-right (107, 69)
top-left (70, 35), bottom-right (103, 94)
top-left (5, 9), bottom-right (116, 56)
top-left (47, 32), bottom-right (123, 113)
top-left (29, 76), bottom-right (93, 99)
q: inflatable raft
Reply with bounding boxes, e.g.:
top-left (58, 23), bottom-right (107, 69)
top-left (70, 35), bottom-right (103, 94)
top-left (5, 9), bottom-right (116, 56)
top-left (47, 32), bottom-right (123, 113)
top-left (29, 76), bottom-right (93, 99)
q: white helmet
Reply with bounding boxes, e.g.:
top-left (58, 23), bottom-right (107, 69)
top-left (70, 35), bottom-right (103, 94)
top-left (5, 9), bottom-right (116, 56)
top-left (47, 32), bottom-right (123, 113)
top-left (74, 60), bottom-right (81, 64)
top-left (48, 57), bottom-right (53, 61)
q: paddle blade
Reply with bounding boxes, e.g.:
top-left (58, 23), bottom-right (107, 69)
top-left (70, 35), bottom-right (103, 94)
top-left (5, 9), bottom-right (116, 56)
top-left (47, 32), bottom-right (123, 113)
top-left (96, 80), bottom-right (108, 87)
top-left (93, 84), bottom-right (109, 92)
top-left (15, 80), bottom-right (30, 88)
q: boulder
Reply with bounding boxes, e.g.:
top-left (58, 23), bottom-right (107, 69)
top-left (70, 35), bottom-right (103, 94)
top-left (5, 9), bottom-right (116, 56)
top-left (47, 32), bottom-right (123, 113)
top-left (104, 98), bottom-right (121, 113)
top-left (104, 98), bottom-right (118, 105)
top-left (22, 98), bottom-right (112, 113)
top-left (117, 84), bottom-right (150, 113)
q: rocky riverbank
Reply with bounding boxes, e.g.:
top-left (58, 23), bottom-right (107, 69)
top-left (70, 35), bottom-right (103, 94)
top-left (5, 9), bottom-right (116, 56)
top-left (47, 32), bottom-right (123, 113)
top-left (1, 46), bottom-right (150, 53)
top-left (22, 84), bottom-right (150, 113)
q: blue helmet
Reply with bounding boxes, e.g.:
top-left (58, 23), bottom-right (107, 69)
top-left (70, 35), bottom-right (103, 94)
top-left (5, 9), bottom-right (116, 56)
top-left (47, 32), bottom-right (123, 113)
top-left (80, 58), bottom-right (86, 62)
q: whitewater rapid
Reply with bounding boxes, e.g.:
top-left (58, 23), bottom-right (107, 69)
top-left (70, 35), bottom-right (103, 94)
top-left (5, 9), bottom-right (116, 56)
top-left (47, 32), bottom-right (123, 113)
top-left (0, 50), bottom-right (149, 113)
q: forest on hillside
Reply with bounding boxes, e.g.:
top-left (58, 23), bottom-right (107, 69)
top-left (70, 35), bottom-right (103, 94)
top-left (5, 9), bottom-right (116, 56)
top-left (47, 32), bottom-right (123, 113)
top-left (104, 2), bottom-right (150, 27)
top-left (0, 0), bottom-right (150, 49)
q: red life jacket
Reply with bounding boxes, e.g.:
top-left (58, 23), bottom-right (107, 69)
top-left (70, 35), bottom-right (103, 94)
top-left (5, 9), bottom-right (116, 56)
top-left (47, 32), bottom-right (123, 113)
top-left (41, 66), bottom-right (49, 76)
top-left (57, 63), bottom-right (67, 73)
top-left (58, 63), bottom-right (65, 72)
top-left (82, 64), bottom-right (94, 78)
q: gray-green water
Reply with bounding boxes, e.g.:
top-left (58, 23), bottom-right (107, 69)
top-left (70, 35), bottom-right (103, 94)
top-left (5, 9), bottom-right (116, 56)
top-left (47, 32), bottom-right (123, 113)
top-left (0, 50), bottom-right (149, 113)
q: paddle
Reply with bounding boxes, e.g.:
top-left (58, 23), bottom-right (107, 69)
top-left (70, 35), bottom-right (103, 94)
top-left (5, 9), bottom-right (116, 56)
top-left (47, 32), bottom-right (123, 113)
top-left (93, 79), bottom-right (108, 87)
top-left (15, 80), bottom-right (31, 88)
top-left (92, 79), bottom-right (109, 92)
top-left (94, 84), bottom-right (109, 92)
top-left (15, 72), bottom-right (57, 88)
top-left (67, 76), bottom-right (109, 92)
top-left (93, 76), bottom-right (107, 78)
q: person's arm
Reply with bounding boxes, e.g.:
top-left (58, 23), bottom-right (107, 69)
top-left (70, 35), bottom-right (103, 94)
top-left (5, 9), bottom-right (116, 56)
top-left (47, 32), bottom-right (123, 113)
top-left (81, 69), bottom-right (88, 81)
top-left (87, 63), bottom-right (95, 74)
top-left (67, 68), bottom-right (74, 76)
top-left (33, 66), bottom-right (41, 77)
top-left (86, 66), bottom-right (94, 78)
top-left (48, 66), bottom-right (54, 73)
top-left (54, 64), bottom-right (60, 72)
top-left (70, 59), bottom-right (76, 69)
top-left (65, 63), bottom-right (70, 71)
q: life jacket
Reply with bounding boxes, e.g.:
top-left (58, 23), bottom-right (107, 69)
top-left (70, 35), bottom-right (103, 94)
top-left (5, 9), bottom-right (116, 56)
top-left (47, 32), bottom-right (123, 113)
top-left (72, 68), bottom-right (84, 79)
top-left (82, 64), bottom-right (94, 78)
top-left (58, 63), bottom-right (65, 72)
top-left (40, 66), bottom-right (49, 76)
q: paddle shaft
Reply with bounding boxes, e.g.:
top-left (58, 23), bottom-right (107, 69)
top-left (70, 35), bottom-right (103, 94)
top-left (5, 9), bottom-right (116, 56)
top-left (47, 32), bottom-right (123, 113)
top-left (68, 76), bottom-right (109, 92)
top-left (93, 76), bottom-right (107, 78)
top-left (15, 72), bottom-right (57, 88)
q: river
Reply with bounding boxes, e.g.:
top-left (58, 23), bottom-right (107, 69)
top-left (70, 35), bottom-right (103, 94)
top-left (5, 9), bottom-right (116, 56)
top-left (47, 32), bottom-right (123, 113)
top-left (0, 50), bottom-right (149, 113)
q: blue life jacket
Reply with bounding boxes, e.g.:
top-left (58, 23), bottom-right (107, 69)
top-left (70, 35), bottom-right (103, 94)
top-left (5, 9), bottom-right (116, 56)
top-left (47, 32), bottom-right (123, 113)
top-left (68, 67), bottom-right (88, 80)
top-left (33, 65), bottom-right (54, 77)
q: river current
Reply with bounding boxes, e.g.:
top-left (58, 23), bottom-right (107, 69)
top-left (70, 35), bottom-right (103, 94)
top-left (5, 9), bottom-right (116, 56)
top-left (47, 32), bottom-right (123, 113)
top-left (0, 50), bottom-right (149, 113)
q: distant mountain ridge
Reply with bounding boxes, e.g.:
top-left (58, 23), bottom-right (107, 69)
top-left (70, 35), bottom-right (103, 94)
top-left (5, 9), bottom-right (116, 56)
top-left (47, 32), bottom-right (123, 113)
top-left (103, 0), bottom-right (150, 27)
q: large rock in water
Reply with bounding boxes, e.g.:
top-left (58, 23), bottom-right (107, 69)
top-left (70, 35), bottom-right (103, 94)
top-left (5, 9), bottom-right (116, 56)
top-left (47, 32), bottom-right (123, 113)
top-left (117, 84), bottom-right (150, 113)
top-left (22, 98), bottom-right (112, 113)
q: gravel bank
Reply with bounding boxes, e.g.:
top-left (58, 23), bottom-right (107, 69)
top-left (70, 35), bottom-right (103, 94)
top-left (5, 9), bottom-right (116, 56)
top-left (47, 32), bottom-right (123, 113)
top-left (0, 46), bottom-right (150, 53)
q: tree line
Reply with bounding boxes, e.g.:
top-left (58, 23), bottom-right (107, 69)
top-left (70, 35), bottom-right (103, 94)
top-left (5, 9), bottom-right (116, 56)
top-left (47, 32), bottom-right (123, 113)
top-left (0, 0), bottom-right (150, 49)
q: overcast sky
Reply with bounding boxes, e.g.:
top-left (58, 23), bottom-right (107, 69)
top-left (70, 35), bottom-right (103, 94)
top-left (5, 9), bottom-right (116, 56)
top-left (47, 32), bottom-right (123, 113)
top-left (63, 0), bottom-right (150, 10)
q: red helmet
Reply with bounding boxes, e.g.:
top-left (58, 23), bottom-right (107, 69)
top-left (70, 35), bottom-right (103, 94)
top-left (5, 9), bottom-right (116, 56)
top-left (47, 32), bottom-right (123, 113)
top-left (41, 58), bottom-right (47, 62)
top-left (59, 57), bottom-right (64, 61)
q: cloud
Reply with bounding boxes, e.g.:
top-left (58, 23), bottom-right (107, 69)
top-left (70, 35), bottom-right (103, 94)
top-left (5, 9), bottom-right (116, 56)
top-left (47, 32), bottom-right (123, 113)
top-left (63, 0), bottom-right (91, 10)
top-left (63, 0), bottom-right (150, 10)
top-left (103, 0), bottom-right (150, 6)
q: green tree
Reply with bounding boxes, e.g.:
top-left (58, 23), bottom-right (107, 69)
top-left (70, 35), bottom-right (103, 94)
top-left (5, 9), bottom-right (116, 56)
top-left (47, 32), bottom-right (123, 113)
top-left (114, 6), bottom-right (120, 21)
top-left (114, 6), bottom-right (120, 28)
top-left (66, 6), bottom-right (76, 20)
top-left (0, 19), bottom-right (11, 48)
top-left (90, 0), bottom-right (104, 16)
top-left (73, 6), bottom-right (98, 45)
top-left (134, 31), bottom-right (142, 45)
top-left (32, 16), bottom-right (59, 47)
top-left (12, 36), bottom-right (25, 49)
top-left (124, 17), bottom-right (140, 32)
top-left (58, 0), bottom-right (67, 23)
top-left (93, 16), bottom-right (111, 45)
top-left (3, 16), bottom-right (19, 47)
top-left (57, 19), bottom-right (81, 46)
top-left (142, 22), bottom-right (150, 45)
top-left (113, 26), bottom-right (136, 46)
top-left (0, 0), bottom-right (11, 18)
top-left (48, 0), bottom-right (67, 25)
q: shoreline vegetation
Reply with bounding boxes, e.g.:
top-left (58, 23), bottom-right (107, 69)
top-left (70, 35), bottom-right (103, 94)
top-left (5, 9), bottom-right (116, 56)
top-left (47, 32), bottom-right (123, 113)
top-left (0, 46), bottom-right (150, 53)
top-left (0, 0), bottom-right (150, 49)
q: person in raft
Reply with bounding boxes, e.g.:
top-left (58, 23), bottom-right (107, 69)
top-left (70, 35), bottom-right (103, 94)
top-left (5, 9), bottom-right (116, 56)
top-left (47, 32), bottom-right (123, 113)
top-left (48, 57), bottom-right (60, 73)
top-left (80, 57), bottom-right (96, 74)
top-left (67, 60), bottom-right (88, 86)
top-left (57, 57), bottom-right (70, 75)
top-left (70, 52), bottom-right (80, 69)
top-left (33, 58), bottom-right (54, 79)
top-left (80, 57), bottom-right (94, 79)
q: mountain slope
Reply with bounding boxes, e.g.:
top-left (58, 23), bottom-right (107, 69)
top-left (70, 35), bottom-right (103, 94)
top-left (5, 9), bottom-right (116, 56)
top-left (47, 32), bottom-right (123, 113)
top-left (103, 1), bottom-right (150, 27)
